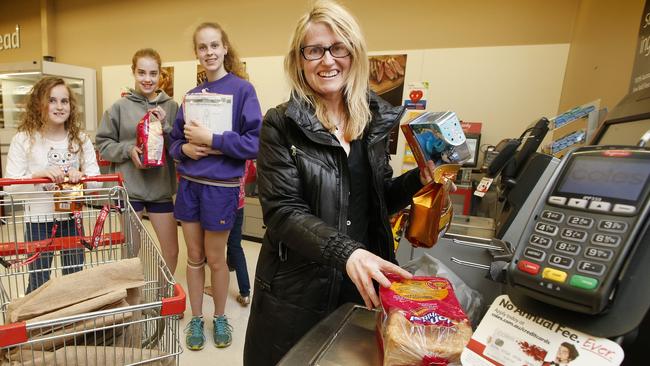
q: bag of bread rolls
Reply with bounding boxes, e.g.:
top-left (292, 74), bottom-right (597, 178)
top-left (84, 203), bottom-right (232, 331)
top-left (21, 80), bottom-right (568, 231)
top-left (136, 111), bottom-right (165, 168)
top-left (378, 275), bottom-right (473, 366)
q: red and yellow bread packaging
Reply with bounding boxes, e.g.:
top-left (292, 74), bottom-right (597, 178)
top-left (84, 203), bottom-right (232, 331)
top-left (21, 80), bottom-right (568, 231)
top-left (378, 275), bottom-right (473, 366)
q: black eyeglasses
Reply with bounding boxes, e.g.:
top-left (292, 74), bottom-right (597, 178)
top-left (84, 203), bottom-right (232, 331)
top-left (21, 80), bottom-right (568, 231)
top-left (300, 43), bottom-right (351, 60)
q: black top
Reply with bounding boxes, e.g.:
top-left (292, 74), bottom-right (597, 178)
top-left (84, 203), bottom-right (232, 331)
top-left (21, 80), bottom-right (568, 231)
top-left (346, 139), bottom-right (371, 248)
top-left (338, 139), bottom-right (372, 306)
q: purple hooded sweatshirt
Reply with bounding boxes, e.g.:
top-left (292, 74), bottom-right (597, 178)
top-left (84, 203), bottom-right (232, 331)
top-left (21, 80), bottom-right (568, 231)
top-left (169, 73), bottom-right (262, 180)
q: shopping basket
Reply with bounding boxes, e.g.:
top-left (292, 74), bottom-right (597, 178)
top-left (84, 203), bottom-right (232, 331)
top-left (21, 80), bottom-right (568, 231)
top-left (0, 174), bottom-right (185, 365)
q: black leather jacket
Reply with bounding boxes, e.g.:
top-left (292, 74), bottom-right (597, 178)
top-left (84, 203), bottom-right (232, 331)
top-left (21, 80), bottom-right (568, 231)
top-left (243, 92), bottom-right (422, 365)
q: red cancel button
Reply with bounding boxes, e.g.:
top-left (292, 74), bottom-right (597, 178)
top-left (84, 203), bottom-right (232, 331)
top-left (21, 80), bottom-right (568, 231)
top-left (518, 260), bottom-right (540, 275)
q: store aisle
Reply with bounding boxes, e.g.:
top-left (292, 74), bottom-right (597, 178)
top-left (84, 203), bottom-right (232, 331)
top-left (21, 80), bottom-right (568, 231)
top-left (142, 221), bottom-right (261, 366)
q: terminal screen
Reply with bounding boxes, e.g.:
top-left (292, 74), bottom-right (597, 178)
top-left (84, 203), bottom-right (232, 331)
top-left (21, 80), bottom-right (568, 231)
top-left (557, 155), bottom-right (650, 201)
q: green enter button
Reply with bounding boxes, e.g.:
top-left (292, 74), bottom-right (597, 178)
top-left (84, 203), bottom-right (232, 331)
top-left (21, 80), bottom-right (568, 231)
top-left (570, 274), bottom-right (598, 290)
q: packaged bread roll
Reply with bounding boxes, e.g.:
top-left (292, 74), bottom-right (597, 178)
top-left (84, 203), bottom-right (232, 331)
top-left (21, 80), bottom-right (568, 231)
top-left (136, 110), bottom-right (165, 168)
top-left (378, 275), bottom-right (472, 366)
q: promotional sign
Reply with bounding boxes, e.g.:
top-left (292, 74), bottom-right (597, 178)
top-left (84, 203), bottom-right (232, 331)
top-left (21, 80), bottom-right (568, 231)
top-left (461, 295), bottom-right (624, 366)
top-left (404, 81), bottom-right (428, 110)
top-left (630, 0), bottom-right (650, 93)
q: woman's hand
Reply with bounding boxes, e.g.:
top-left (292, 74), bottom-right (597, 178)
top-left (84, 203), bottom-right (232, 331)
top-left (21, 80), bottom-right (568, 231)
top-left (67, 168), bottom-right (84, 183)
top-left (33, 166), bottom-right (66, 184)
top-left (419, 160), bottom-right (436, 185)
top-left (130, 146), bottom-right (144, 169)
top-left (184, 120), bottom-right (213, 146)
top-left (419, 160), bottom-right (457, 191)
top-left (182, 143), bottom-right (211, 160)
top-left (345, 248), bottom-right (413, 309)
top-left (149, 106), bottom-right (166, 121)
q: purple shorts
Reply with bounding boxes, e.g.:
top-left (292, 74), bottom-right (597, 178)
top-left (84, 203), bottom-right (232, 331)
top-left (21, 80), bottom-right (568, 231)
top-left (130, 200), bottom-right (174, 213)
top-left (174, 179), bottom-right (239, 231)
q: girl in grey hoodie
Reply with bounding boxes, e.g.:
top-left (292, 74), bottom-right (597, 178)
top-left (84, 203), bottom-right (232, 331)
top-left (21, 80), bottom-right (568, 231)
top-left (96, 48), bottom-right (179, 274)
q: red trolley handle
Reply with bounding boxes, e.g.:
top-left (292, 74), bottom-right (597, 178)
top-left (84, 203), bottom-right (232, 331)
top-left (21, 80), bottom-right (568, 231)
top-left (78, 204), bottom-right (122, 251)
top-left (0, 173), bottom-right (124, 187)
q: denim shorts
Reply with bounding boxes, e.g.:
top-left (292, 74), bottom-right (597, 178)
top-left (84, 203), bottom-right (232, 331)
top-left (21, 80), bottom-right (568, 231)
top-left (173, 179), bottom-right (239, 231)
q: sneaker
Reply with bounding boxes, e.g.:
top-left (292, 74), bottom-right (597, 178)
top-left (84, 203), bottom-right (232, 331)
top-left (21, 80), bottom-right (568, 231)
top-left (236, 294), bottom-right (250, 307)
top-left (184, 317), bottom-right (205, 350)
top-left (213, 315), bottom-right (233, 348)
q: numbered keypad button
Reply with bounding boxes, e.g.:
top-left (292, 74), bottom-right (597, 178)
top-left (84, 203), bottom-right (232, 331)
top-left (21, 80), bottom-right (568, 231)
top-left (591, 233), bottom-right (621, 247)
top-left (560, 228), bottom-right (587, 242)
top-left (584, 247), bottom-right (614, 261)
top-left (529, 234), bottom-right (552, 248)
top-left (554, 241), bottom-right (581, 256)
top-left (598, 220), bottom-right (627, 233)
top-left (549, 254), bottom-right (574, 269)
top-left (541, 210), bottom-right (564, 223)
top-left (577, 261), bottom-right (606, 276)
top-left (524, 247), bottom-right (546, 261)
top-left (567, 216), bottom-right (593, 229)
top-left (535, 222), bottom-right (558, 236)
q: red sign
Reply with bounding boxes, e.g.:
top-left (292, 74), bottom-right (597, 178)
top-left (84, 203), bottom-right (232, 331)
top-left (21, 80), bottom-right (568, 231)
top-left (460, 121), bottom-right (482, 135)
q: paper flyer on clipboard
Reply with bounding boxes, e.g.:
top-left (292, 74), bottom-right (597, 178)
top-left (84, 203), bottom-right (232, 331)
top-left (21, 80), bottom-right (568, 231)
top-left (183, 93), bottom-right (233, 134)
top-left (461, 295), bottom-right (624, 366)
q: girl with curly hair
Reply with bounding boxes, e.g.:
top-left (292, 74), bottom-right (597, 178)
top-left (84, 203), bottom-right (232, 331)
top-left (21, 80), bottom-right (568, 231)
top-left (5, 76), bottom-right (100, 293)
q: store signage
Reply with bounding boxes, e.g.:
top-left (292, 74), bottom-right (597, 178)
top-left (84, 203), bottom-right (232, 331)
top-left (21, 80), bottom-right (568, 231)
top-left (0, 25), bottom-right (20, 51)
top-left (630, 1), bottom-right (650, 93)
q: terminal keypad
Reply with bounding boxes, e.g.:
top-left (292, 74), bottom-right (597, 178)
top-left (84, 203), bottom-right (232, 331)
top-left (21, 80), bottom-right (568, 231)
top-left (516, 201), bottom-right (634, 294)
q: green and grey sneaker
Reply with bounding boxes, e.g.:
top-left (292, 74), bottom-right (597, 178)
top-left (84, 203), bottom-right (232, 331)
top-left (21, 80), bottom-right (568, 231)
top-left (185, 316), bottom-right (205, 350)
top-left (213, 315), bottom-right (233, 348)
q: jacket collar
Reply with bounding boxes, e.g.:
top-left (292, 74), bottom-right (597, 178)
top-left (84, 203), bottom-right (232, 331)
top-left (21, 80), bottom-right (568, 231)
top-left (285, 91), bottom-right (405, 146)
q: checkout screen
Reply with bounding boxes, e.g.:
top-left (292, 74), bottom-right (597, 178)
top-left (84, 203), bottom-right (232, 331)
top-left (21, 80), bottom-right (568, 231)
top-left (557, 155), bottom-right (650, 201)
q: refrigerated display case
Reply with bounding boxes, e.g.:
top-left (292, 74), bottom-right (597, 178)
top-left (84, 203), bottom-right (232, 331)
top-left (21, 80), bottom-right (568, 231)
top-left (0, 60), bottom-right (97, 175)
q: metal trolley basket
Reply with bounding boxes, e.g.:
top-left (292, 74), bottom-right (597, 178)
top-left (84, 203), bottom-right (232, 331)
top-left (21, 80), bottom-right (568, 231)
top-left (0, 175), bottom-right (185, 365)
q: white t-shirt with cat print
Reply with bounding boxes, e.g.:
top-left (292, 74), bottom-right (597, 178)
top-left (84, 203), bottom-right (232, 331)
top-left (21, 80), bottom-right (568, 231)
top-left (5, 131), bottom-right (101, 221)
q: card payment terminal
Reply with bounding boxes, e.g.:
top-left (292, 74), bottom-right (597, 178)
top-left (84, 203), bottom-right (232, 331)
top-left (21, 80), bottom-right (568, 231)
top-left (507, 145), bottom-right (650, 315)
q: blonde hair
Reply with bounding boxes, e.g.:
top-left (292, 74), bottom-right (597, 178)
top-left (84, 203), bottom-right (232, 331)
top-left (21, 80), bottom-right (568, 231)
top-left (285, 0), bottom-right (370, 140)
top-left (193, 22), bottom-right (249, 80)
top-left (131, 48), bottom-right (162, 73)
top-left (19, 76), bottom-right (86, 167)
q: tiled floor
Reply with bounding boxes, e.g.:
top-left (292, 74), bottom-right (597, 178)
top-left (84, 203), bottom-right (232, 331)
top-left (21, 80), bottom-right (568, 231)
top-left (143, 221), bottom-right (261, 366)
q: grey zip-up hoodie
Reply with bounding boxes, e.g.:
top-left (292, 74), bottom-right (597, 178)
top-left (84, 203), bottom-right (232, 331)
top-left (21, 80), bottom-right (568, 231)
top-left (96, 89), bottom-right (178, 203)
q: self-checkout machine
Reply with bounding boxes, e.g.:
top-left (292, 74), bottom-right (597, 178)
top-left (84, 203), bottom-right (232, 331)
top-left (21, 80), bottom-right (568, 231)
top-left (446, 90), bottom-right (650, 365)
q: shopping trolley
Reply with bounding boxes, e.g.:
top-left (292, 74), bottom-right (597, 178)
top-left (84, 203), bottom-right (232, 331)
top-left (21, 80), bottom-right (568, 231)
top-left (0, 174), bottom-right (185, 365)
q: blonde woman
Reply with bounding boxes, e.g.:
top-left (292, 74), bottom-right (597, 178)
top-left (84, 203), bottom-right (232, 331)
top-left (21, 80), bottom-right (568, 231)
top-left (243, 1), bottom-right (436, 364)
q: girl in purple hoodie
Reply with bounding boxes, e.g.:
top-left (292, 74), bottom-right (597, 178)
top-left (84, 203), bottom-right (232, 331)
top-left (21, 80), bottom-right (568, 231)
top-left (169, 22), bottom-right (261, 350)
